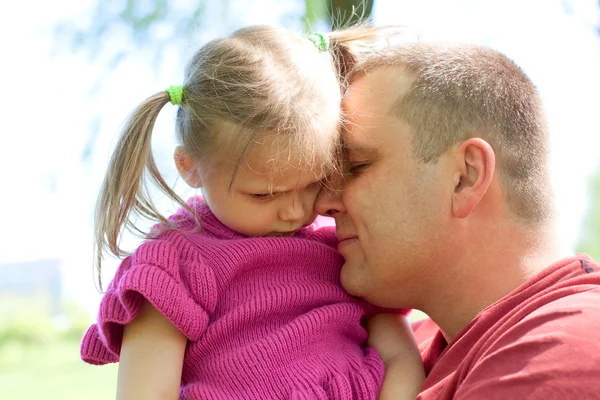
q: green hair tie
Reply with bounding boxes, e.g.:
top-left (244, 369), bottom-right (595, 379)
top-left (309, 32), bottom-right (330, 53)
top-left (166, 85), bottom-right (184, 105)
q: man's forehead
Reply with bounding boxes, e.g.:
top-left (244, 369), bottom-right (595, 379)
top-left (344, 68), bottom-right (413, 114)
top-left (341, 77), bottom-right (390, 150)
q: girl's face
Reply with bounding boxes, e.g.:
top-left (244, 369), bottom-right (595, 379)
top-left (199, 147), bottom-right (325, 237)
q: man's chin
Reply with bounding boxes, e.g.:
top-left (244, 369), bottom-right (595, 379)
top-left (339, 262), bottom-right (366, 298)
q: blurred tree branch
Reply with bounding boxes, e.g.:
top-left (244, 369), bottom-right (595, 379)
top-left (55, 0), bottom-right (373, 63)
top-left (54, 0), bottom-right (213, 64)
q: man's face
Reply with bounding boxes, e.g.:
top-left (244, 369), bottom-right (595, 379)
top-left (316, 68), bottom-right (452, 308)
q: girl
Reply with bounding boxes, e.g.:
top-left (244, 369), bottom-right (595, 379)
top-left (81, 24), bottom-right (423, 399)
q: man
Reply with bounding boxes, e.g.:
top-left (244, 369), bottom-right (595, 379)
top-left (316, 42), bottom-right (600, 398)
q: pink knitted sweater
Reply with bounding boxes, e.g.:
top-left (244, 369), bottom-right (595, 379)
top-left (81, 198), bottom-right (385, 399)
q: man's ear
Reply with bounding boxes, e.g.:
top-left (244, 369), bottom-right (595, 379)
top-left (451, 138), bottom-right (495, 219)
top-left (174, 146), bottom-right (203, 188)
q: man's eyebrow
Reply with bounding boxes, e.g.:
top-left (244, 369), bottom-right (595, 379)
top-left (338, 134), bottom-right (380, 161)
top-left (344, 141), bottom-right (380, 159)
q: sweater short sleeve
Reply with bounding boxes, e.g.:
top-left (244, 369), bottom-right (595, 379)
top-left (81, 236), bottom-right (216, 365)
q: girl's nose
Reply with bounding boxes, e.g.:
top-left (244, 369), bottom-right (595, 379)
top-left (279, 193), bottom-right (306, 222)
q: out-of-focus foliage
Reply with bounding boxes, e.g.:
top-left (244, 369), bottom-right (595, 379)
top-left (54, 0), bottom-right (218, 65)
top-left (54, 0), bottom-right (373, 65)
top-left (0, 297), bottom-right (117, 399)
top-left (577, 166), bottom-right (600, 261)
top-left (304, 0), bottom-right (330, 31)
top-left (0, 297), bottom-right (91, 348)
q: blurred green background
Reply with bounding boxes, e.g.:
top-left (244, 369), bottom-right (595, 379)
top-left (1, 0), bottom-right (599, 398)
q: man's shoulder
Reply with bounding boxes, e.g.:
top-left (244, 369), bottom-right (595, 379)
top-left (449, 287), bottom-right (600, 398)
top-left (532, 284), bottom-right (600, 315)
top-left (475, 266), bottom-right (600, 359)
top-left (506, 255), bottom-right (600, 335)
top-left (484, 255), bottom-right (600, 334)
top-left (416, 259), bottom-right (600, 399)
top-left (497, 286), bottom-right (600, 345)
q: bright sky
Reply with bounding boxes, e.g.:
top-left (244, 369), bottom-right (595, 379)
top-left (1, 0), bottom-right (599, 311)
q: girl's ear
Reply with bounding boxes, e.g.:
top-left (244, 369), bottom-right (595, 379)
top-left (174, 146), bottom-right (203, 188)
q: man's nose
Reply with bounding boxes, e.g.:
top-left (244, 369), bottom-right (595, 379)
top-left (315, 177), bottom-right (346, 217)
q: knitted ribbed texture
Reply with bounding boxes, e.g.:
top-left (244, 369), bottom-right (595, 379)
top-left (81, 198), bottom-right (386, 399)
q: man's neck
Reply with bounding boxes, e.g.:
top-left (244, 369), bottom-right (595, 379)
top-left (421, 217), bottom-right (566, 342)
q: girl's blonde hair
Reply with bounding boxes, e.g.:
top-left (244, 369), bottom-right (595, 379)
top-left (95, 23), bottom-right (403, 288)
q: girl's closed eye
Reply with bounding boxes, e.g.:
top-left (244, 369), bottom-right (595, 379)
top-left (249, 192), bottom-right (277, 201)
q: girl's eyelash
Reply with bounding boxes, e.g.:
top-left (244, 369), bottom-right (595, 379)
top-left (250, 192), bottom-right (276, 201)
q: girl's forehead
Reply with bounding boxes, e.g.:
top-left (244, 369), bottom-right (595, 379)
top-left (236, 151), bottom-right (325, 191)
top-left (245, 139), bottom-right (328, 171)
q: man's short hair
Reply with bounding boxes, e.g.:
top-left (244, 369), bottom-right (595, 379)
top-left (352, 42), bottom-right (553, 223)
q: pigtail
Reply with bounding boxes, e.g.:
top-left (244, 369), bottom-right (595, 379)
top-left (328, 23), bottom-right (408, 92)
top-left (94, 91), bottom-right (188, 290)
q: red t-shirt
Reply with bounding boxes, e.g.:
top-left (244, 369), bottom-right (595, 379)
top-left (412, 255), bottom-right (600, 399)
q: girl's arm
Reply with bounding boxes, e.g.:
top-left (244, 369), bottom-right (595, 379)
top-left (367, 313), bottom-right (426, 400)
top-left (116, 299), bottom-right (188, 400)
